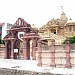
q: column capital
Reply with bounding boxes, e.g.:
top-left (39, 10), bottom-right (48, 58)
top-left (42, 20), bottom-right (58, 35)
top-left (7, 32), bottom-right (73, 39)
top-left (22, 38), bottom-right (29, 41)
top-left (4, 40), bottom-right (8, 43)
top-left (32, 37), bottom-right (37, 40)
top-left (10, 38), bottom-right (16, 43)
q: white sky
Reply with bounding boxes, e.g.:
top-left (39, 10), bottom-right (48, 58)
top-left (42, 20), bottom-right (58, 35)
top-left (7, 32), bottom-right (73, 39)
top-left (0, 0), bottom-right (75, 28)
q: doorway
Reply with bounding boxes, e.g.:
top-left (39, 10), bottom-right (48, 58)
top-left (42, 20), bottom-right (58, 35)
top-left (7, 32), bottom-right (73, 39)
top-left (51, 29), bottom-right (56, 34)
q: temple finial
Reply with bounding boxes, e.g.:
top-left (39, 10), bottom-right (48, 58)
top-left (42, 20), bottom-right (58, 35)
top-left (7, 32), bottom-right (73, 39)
top-left (61, 6), bottom-right (63, 13)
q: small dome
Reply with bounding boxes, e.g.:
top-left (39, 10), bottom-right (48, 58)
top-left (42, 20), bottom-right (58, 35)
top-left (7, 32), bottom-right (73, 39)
top-left (31, 24), bottom-right (38, 32)
top-left (31, 24), bottom-right (36, 28)
top-left (60, 12), bottom-right (68, 20)
top-left (67, 19), bottom-right (75, 23)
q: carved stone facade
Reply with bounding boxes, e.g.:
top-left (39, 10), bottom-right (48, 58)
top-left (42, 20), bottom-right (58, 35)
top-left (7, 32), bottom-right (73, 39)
top-left (38, 12), bottom-right (75, 45)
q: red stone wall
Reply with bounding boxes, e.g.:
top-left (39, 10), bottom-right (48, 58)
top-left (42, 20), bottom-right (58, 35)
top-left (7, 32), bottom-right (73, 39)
top-left (36, 44), bottom-right (75, 68)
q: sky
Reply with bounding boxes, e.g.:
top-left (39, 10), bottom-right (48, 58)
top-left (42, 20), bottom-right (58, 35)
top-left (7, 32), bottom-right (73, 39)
top-left (0, 0), bottom-right (75, 28)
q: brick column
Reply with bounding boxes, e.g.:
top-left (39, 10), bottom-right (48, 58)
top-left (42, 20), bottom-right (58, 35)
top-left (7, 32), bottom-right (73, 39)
top-left (65, 38), bottom-right (71, 68)
top-left (50, 39), bottom-right (56, 67)
top-left (37, 40), bottom-right (42, 66)
top-left (11, 39), bottom-right (16, 59)
top-left (32, 38), bottom-right (36, 60)
top-left (4, 40), bottom-right (8, 59)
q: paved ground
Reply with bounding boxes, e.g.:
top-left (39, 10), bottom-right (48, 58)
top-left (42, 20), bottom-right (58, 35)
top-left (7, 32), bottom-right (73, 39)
top-left (0, 59), bottom-right (74, 75)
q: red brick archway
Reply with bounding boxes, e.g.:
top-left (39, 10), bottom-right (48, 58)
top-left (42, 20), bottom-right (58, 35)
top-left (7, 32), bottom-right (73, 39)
top-left (4, 18), bottom-right (39, 60)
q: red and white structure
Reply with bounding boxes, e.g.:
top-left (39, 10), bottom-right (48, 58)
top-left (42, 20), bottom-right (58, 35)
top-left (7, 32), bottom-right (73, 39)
top-left (3, 18), bottom-right (75, 68)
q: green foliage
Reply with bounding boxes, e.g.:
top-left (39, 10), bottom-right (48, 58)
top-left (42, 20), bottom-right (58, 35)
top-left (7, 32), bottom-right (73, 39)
top-left (63, 40), bottom-right (66, 44)
top-left (69, 36), bottom-right (75, 44)
top-left (63, 36), bottom-right (75, 44)
top-left (0, 38), bottom-right (5, 44)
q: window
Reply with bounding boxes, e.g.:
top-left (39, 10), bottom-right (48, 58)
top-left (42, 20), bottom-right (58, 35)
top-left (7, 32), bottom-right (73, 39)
top-left (73, 26), bottom-right (75, 31)
top-left (69, 27), bottom-right (72, 32)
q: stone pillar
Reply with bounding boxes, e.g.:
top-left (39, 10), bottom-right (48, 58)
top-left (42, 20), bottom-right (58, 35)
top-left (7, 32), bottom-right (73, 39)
top-left (37, 40), bottom-right (42, 66)
top-left (24, 39), bottom-right (29, 60)
top-left (48, 30), bottom-right (50, 37)
top-left (4, 40), bottom-right (8, 59)
top-left (65, 38), bottom-right (71, 68)
top-left (27, 40), bottom-right (30, 60)
top-left (56, 27), bottom-right (58, 34)
top-left (50, 39), bottom-right (56, 67)
top-left (24, 39), bottom-right (28, 60)
top-left (11, 39), bottom-right (16, 59)
top-left (32, 38), bottom-right (36, 60)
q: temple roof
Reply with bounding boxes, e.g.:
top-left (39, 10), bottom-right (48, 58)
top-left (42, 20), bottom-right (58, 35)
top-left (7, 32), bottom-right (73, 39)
top-left (3, 32), bottom-right (14, 40)
top-left (4, 18), bottom-right (39, 40)
top-left (11, 17), bottom-right (31, 29)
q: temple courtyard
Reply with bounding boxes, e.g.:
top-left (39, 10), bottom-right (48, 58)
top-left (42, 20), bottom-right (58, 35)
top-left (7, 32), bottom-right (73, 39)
top-left (0, 59), bottom-right (74, 75)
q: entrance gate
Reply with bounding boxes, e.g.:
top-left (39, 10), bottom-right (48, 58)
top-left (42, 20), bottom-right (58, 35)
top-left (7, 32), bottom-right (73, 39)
top-left (4, 18), bottom-right (39, 60)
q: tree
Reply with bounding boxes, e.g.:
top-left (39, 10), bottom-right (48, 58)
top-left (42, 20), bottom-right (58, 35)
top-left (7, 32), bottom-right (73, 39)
top-left (0, 38), bottom-right (5, 44)
top-left (63, 36), bottom-right (75, 44)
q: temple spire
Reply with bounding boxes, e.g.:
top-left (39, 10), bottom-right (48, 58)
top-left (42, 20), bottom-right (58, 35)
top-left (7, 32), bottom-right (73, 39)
top-left (61, 6), bottom-right (63, 13)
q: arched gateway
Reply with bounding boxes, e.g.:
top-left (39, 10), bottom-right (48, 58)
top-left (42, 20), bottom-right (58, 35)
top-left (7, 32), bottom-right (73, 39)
top-left (4, 18), bottom-right (39, 60)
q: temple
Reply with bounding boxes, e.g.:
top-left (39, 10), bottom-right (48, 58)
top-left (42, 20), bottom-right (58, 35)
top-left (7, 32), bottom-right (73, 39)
top-left (3, 11), bottom-right (75, 68)
top-left (4, 18), bottom-right (39, 59)
top-left (38, 11), bottom-right (75, 45)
